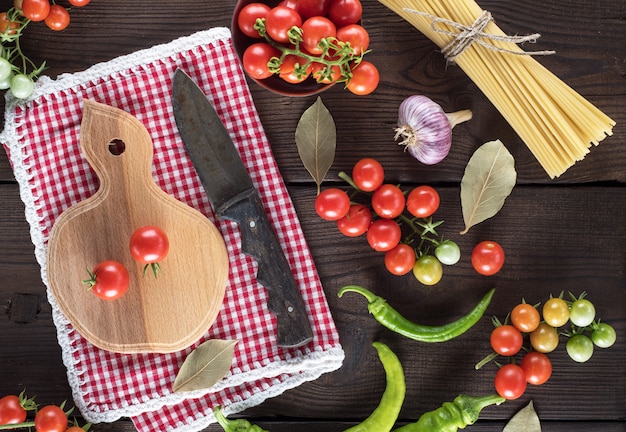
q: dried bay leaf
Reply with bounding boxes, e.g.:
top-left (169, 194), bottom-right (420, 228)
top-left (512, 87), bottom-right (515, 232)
top-left (460, 140), bottom-right (516, 234)
top-left (503, 400), bottom-right (542, 431)
top-left (295, 96), bottom-right (336, 195)
top-left (173, 339), bottom-right (238, 393)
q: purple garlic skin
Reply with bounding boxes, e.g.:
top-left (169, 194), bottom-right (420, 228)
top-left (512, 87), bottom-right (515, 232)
top-left (395, 95), bottom-right (472, 165)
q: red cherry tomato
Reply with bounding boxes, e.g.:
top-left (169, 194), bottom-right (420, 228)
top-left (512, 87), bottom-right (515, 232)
top-left (367, 219), bottom-right (401, 252)
top-left (328, 0), bottom-right (362, 27)
top-left (494, 364), bottom-right (527, 400)
top-left (371, 184), bottom-right (405, 219)
top-left (336, 24), bottom-right (370, 55)
top-left (265, 5), bottom-right (302, 43)
top-left (237, 2), bottom-right (271, 38)
top-left (296, 0), bottom-right (331, 19)
top-left (406, 185), bottom-right (440, 218)
top-left (337, 204), bottom-right (371, 237)
top-left (346, 60), bottom-right (379, 95)
top-left (384, 243), bottom-right (416, 275)
top-left (0, 12), bottom-right (20, 35)
top-left (34, 405), bottom-right (67, 432)
top-left (521, 351), bottom-right (552, 385)
top-left (68, 0), bottom-right (91, 6)
top-left (45, 5), bottom-right (70, 31)
top-left (301, 16), bottom-right (336, 55)
top-left (21, 0), bottom-right (50, 22)
top-left (130, 225), bottom-right (170, 277)
top-left (279, 54), bottom-right (311, 84)
top-left (84, 260), bottom-right (130, 301)
top-left (0, 395), bottom-right (27, 424)
top-left (352, 158), bottom-right (384, 192)
top-left (315, 188), bottom-right (351, 221)
top-left (243, 43), bottom-right (281, 80)
top-left (490, 325), bottom-right (523, 356)
top-left (471, 240), bottom-right (505, 276)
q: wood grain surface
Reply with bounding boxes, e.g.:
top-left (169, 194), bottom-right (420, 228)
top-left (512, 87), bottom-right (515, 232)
top-left (46, 100), bottom-right (229, 353)
top-left (0, 0), bottom-right (624, 430)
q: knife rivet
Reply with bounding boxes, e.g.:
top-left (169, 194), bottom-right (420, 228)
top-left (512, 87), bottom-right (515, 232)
top-left (249, 220), bottom-right (256, 228)
top-left (287, 306), bottom-right (294, 313)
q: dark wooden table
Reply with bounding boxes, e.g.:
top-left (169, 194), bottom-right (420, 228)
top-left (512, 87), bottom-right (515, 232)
top-left (1, 0), bottom-right (625, 431)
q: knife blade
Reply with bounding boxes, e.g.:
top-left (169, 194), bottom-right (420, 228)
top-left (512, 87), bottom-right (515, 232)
top-left (171, 69), bottom-right (313, 348)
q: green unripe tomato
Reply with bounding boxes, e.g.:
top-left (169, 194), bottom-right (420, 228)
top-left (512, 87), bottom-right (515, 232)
top-left (569, 298), bottom-right (595, 327)
top-left (566, 334), bottom-right (594, 363)
top-left (435, 240), bottom-right (461, 265)
top-left (591, 322), bottom-right (616, 348)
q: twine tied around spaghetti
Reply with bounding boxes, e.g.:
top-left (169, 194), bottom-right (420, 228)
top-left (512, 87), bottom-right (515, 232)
top-left (404, 8), bottom-right (556, 63)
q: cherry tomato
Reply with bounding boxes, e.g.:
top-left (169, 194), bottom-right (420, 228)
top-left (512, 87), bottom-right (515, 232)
top-left (510, 302), bottom-right (540, 333)
top-left (412, 254), bottom-right (442, 285)
top-left (242, 42), bottom-right (280, 80)
top-left (301, 16), bottom-right (336, 55)
top-left (130, 225), bottom-right (170, 276)
top-left (65, 427), bottom-right (86, 432)
top-left (567, 334), bottom-right (594, 363)
top-left (352, 158), bottom-right (384, 192)
top-left (278, 54), bottom-right (311, 84)
top-left (315, 188), bottom-right (350, 221)
top-left (384, 243), bottom-right (416, 276)
top-left (34, 405), bottom-right (67, 432)
top-left (490, 325), bottom-right (523, 356)
top-left (0, 12), bottom-right (20, 35)
top-left (237, 2), bottom-right (271, 38)
top-left (328, 0), bottom-right (362, 27)
top-left (530, 322), bottom-right (559, 353)
top-left (406, 185), bottom-right (440, 218)
top-left (367, 219), bottom-right (401, 252)
top-left (296, 0), bottom-right (331, 19)
top-left (68, 0), bottom-right (91, 5)
top-left (21, 0), bottom-right (50, 21)
top-left (494, 364), bottom-right (527, 400)
top-left (591, 322), bottom-right (616, 348)
top-left (265, 5), bottom-right (302, 43)
top-left (336, 24), bottom-right (369, 55)
top-left (371, 184), bottom-right (405, 219)
top-left (45, 5), bottom-right (70, 31)
top-left (434, 240), bottom-right (460, 265)
top-left (84, 260), bottom-right (130, 300)
top-left (336, 204), bottom-right (371, 237)
top-left (10, 74), bottom-right (35, 99)
top-left (569, 296), bottom-right (596, 327)
top-left (542, 296), bottom-right (570, 327)
top-left (0, 58), bottom-right (12, 82)
top-left (311, 60), bottom-right (342, 84)
top-left (520, 351), bottom-right (552, 385)
top-left (0, 395), bottom-right (27, 424)
top-left (471, 240), bottom-right (505, 276)
top-left (346, 60), bottom-right (379, 95)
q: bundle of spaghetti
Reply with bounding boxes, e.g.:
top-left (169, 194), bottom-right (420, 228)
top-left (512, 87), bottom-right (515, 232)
top-left (379, 0), bottom-right (615, 178)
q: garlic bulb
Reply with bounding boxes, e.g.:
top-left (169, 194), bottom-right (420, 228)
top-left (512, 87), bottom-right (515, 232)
top-left (395, 95), bottom-right (472, 165)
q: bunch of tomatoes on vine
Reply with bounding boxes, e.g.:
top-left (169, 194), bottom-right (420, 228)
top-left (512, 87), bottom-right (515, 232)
top-left (314, 158), bottom-right (506, 285)
top-left (236, 0), bottom-right (380, 95)
top-left (479, 292), bottom-right (617, 401)
top-left (0, 391), bottom-right (89, 431)
top-left (0, 0), bottom-right (91, 99)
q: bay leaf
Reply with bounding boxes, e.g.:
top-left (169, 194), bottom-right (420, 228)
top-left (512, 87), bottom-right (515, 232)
top-left (172, 339), bottom-right (238, 393)
top-left (503, 400), bottom-right (542, 432)
top-left (460, 139), bottom-right (516, 234)
top-left (295, 96), bottom-right (336, 195)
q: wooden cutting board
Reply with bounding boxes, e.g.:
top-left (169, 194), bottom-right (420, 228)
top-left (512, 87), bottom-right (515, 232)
top-left (46, 100), bottom-right (229, 354)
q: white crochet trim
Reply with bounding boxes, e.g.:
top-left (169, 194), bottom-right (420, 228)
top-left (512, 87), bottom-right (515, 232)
top-left (0, 27), bottom-right (345, 429)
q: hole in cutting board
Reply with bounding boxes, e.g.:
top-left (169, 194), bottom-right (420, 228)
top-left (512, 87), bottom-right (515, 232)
top-left (108, 138), bottom-right (126, 155)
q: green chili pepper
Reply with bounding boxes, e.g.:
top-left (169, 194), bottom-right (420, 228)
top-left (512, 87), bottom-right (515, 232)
top-left (343, 341), bottom-right (406, 432)
top-left (392, 393), bottom-right (505, 431)
top-left (338, 286), bottom-right (495, 343)
top-left (213, 406), bottom-right (269, 432)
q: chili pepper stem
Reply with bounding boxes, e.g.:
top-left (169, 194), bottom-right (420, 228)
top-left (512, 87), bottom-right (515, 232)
top-left (338, 285), bottom-right (379, 303)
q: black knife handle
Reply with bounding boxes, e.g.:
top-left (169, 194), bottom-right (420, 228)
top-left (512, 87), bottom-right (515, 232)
top-left (217, 189), bottom-right (314, 348)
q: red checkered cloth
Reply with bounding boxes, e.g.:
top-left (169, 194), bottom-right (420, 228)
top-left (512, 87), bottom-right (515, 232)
top-left (1, 27), bottom-right (344, 431)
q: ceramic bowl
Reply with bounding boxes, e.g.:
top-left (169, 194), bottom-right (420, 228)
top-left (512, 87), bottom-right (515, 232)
top-left (231, 0), bottom-right (334, 97)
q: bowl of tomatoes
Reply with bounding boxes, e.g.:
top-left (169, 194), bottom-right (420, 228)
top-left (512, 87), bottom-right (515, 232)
top-left (231, 0), bottom-right (378, 96)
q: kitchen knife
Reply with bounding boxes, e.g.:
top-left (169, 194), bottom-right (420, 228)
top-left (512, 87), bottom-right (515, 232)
top-left (171, 69), bottom-right (313, 348)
